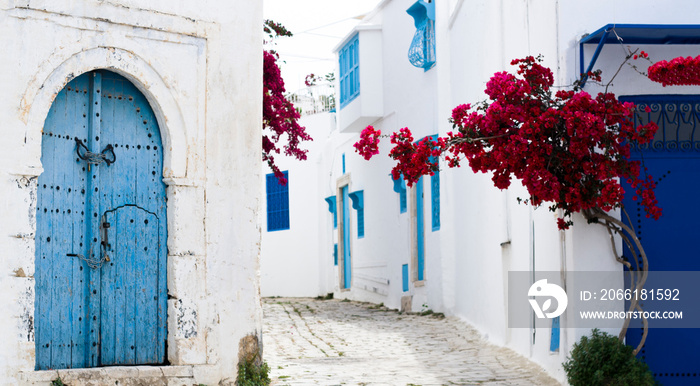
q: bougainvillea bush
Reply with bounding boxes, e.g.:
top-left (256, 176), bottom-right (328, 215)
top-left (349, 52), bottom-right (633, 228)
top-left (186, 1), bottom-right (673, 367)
top-left (355, 56), bottom-right (660, 229)
top-left (263, 20), bottom-right (312, 184)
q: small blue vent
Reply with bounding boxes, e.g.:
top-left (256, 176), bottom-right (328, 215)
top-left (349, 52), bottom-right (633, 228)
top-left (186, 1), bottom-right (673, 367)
top-left (266, 171), bottom-right (290, 231)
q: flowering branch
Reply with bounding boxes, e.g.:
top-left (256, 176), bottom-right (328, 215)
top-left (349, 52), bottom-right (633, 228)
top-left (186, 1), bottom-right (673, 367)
top-left (263, 21), bottom-right (312, 185)
top-left (355, 55), bottom-right (662, 347)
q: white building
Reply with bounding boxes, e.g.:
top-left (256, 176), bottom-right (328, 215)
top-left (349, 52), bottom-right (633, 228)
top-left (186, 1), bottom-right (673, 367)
top-left (262, 0), bottom-right (700, 384)
top-left (1, 1), bottom-right (263, 384)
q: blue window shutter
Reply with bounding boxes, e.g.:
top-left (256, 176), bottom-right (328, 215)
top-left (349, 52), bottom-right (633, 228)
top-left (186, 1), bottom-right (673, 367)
top-left (431, 171), bottom-right (440, 231)
top-left (339, 33), bottom-right (360, 108)
top-left (428, 133), bottom-right (440, 231)
top-left (550, 316), bottom-right (560, 352)
top-left (391, 175), bottom-right (407, 213)
top-left (349, 190), bottom-right (364, 238)
top-left (324, 195), bottom-right (338, 229)
top-left (342, 153), bottom-right (346, 174)
top-left (266, 171), bottom-right (290, 231)
top-left (334, 243), bottom-right (338, 266)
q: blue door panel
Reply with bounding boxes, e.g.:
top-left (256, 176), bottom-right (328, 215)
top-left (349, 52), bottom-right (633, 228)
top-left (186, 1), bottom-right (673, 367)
top-left (620, 95), bottom-right (700, 384)
top-left (35, 70), bottom-right (167, 370)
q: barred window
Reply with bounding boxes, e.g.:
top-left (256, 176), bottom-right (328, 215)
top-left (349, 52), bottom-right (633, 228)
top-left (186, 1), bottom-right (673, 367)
top-left (407, 0), bottom-right (436, 70)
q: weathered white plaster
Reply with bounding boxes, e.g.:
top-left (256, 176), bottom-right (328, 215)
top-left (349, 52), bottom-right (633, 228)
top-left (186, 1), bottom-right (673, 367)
top-left (0, 0), bottom-right (262, 384)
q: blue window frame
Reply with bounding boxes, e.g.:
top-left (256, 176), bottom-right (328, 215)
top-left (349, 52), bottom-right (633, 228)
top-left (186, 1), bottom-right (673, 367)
top-left (342, 153), bottom-right (346, 174)
top-left (266, 171), bottom-right (290, 231)
top-left (339, 33), bottom-right (360, 108)
top-left (349, 190), bottom-right (364, 238)
top-left (407, 0), bottom-right (436, 70)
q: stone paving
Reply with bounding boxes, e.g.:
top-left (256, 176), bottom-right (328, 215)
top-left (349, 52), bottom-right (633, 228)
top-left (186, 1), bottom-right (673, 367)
top-left (263, 297), bottom-right (561, 386)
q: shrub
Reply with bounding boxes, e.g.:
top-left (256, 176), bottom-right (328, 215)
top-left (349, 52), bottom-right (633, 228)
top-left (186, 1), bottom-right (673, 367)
top-left (563, 329), bottom-right (655, 385)
top-left (236, 357), bottom-right (271, 386)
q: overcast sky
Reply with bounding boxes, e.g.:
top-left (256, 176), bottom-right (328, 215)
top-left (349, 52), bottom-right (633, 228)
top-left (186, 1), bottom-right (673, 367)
top-left (263, 0), bottom-right (383, 92)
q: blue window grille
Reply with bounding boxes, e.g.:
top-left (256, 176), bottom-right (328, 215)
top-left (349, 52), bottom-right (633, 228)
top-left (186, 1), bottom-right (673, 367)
top-left (324, 195), bottom-right (338, 229)
top-left (402, 264), bottom-right (409, 292)
top-left (266, 171), bottom-right (290, 231)
top-left (391, 175), bottom-right (407, 213)
top-left (407, 0), bottom-right (436, 70)
top-left (619, 95), bottom-right (700, 154)
top-left (339, 33), bottom-right (360, 108)
top-left (349, 190), bottom-right (364, 238)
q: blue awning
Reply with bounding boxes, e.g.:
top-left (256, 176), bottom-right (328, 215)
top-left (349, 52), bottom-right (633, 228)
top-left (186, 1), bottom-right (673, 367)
top-left (579, 24), bottom-right (700, 87)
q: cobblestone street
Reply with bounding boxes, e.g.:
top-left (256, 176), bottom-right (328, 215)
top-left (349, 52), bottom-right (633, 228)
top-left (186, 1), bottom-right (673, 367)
top-left (263, 298), bottom-right (561, 386)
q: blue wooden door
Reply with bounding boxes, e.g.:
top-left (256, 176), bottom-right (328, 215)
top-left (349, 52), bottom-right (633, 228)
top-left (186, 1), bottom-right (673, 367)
top-left (621, 95), bottom-right (700, 384)
top-left (416, 177), bottom-right (425, 281)
top-left (342, 186), bottom-right (352, 288)
top-left (35, 70), bottom-right (167, 370)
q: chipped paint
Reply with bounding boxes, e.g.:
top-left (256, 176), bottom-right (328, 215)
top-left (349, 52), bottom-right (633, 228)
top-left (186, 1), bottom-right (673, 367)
top-left (18, 285), bottom-right (35, 342)
top-left (175, 299), bottom-right (198, 339)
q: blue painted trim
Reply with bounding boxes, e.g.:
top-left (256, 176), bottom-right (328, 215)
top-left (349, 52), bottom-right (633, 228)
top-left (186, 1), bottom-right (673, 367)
top-left (339, 33), bottom-right (360, 109)
top-left (402, 264), bottom-right (409, 292)
top-left (266, 171), bottom-right (290, 232)
top-left (349, 190), bottom-right (364, 239)
top-left (550, 316), bottom-right (560, 352)
top-left (579, 24), bottom-right (700, 87)
top-left (342, 153), bottom-right (346, 174)
top-left (324, 196), bottom-right (338, 229)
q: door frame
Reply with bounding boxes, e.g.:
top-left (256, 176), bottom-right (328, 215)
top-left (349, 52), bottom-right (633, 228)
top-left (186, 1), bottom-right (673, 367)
top-left (410, 177), bottom-right (426, 285)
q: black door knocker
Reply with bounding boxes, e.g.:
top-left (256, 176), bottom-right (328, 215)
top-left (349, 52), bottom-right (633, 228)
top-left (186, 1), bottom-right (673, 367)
top-left (75, 138), bottom-right (116, 171)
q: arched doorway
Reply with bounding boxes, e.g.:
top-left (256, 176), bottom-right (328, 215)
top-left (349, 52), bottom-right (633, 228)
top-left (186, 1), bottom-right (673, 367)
top-left (34, 70), bottom-right (168, 370)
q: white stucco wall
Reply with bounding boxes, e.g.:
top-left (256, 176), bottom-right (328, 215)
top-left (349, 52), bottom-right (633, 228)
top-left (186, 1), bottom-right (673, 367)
top-left (0, 1), bottom-right (262, 384)
top-left (261, 112), bottom-right (338, 298)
